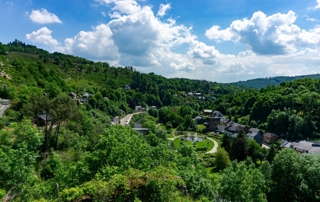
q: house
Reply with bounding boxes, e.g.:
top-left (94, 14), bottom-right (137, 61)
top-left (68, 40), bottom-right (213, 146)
top-left (248, 132), bottom-right (263, 146)
top-left (80, 92), bottom-right (90, 103)
top-left (37, 112), bottom-right (53, 127)
top-left (135, 105), bottom-right (142, 112)
top-left (187, 92), bottom-right (193, 96)
top-left (211, 96), bottom-right (216, 100)
top-left (204, 117), bottom-right (220, 131)
top-left (124, 85), bottom-right (131, 90)
top-left (247, 128), bottom-right (263, 146)
top-left (216, 125), bottom-right (226, 133)
top-left (111, 116), bottom-right (120, 124)
top-left (280, 139), bottom-right (291, 148)
top-left (237, 124), bottom-right (249, 134)
top-left (290, 141), bottom-right (320, 155)
top-left (248, 128), bottom-right (263, 136)
top-left (224, 122), bottom-right (239, 137)
top-left (1, 99), bottom-right (9, 105)
top-left (195, 92), bottom-right (202, 96)
top-left (212, 111), bottom-right (223, 118)
top-left (68, 92), bottom-right (77, 100)
top-left (263, 133), bottom-right (278, 143)
top-left (203, 109), bottom-right (212, 115)
top-left (195, 116), bottom-right (204, 124)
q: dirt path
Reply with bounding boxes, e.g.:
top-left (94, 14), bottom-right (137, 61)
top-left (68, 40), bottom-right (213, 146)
top-left (205, 137), bottom-right (219, 154)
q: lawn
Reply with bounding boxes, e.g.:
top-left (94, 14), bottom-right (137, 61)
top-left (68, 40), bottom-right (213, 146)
top-left (195, 139), bottom-right (214, 152)
top-left (173, 136), bottom-right (215, 153)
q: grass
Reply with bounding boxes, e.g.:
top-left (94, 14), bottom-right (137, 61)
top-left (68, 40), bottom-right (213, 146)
top-left (195, 139), bottom-right (214, 152)
top-left (172, 135), bottom-right (215, 153)
top-left (173, 138), bottom-right (194, 149)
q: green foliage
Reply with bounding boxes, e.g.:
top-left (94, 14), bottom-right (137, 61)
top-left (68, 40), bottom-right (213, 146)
top-left (214, 148), bottom-right (231, 171)
top-left (270, 149), bottom-right (320, 202)
top-left (219, 161), bottom-right (267, 202)
top-left (0, 120), bottom-right (43, 199)
top-left (5, 40), bottom-right (320, 201)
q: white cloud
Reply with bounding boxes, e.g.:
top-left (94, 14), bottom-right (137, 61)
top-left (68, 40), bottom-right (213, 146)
top-left (29, 8), bottom-right (62, 24)
top-left (25, 2), bottom-right (320, 83)
top-left (303, 15), bottom-right (318, 22)
top-left (63, 24), bottom-right (119, 61)
top-left (315, 0), bottom-right (320, 9)
top-left (206, 10), bottom-right (320, 55)
top-left (96, 0), bottom-right (141, 15)
top-left (157, 4), bottom-right (170, 17)
top-left (101, 12), bottom-right (106, 17)
top-left (26, 27), bottom-right (59, 46)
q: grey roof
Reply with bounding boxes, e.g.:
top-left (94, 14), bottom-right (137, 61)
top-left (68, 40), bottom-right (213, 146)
top-left (291, 141), bottom-right (320, 155)
top-left (37, 113), bottom-right (53, 121)
top-left (264, 133), bottom-right (277, 137)
top-left (249, 128), bottom-right (261, 133)
top-left (212, 111), bottom-right (223, 118)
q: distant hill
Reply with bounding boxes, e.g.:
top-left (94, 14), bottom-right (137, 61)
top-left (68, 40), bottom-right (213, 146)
top-left (231, 74), bottom-right (320, 89)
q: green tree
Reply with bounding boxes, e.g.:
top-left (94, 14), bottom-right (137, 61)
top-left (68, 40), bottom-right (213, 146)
top-left (214, 148), bottom-right (231, 171)
top-left (219, 161), bottom-right (267, 202)
top-left (0, 120), bottom-right (43, 200)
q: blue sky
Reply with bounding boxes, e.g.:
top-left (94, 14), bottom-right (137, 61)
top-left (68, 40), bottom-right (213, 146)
top-left (1, 0), bottom-right (320, 82)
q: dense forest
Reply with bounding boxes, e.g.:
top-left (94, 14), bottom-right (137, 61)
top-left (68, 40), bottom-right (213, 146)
top-left (212, 79), bottom-right (320, 141)
top-left (0, 40), bottom-right (320, 201)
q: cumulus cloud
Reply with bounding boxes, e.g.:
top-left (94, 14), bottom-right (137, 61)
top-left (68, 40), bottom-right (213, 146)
top-left (26, 27), bottom-right (59, 46)
top-left (96, 0), bottom-right (141, 15)
top-left (63, 24), bottom-right (119, 61)
top-left (25, 2), bottom-right (320, 83)
top-left (157, 4), bottom-right (170, 17)
top-left (206, 11), bottom-right (304, 55)
top-left (206, 10), bottom-right (320, 56)
top-left (29, 8), bottom-right (62, 24)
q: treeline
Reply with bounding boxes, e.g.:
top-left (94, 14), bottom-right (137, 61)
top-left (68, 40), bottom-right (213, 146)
top-left (212, 78), bottom-right (320, 140)
top-left (232, 74), bottom-right (320, 89)
top-left (0, 40), bottom-right (240, 118)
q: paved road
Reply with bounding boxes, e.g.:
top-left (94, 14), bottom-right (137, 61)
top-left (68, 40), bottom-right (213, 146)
top-left (120, 112), bottom-right (141, 125)
top-left (0, 100), bottom-right (10, 117)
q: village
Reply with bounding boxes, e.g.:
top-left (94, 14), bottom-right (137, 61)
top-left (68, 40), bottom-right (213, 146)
top-left (198, 109), bottom-right (320, 155)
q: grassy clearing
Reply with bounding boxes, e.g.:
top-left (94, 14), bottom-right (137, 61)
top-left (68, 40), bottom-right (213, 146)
top-left (195, 139), bottom-right (214, 152)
